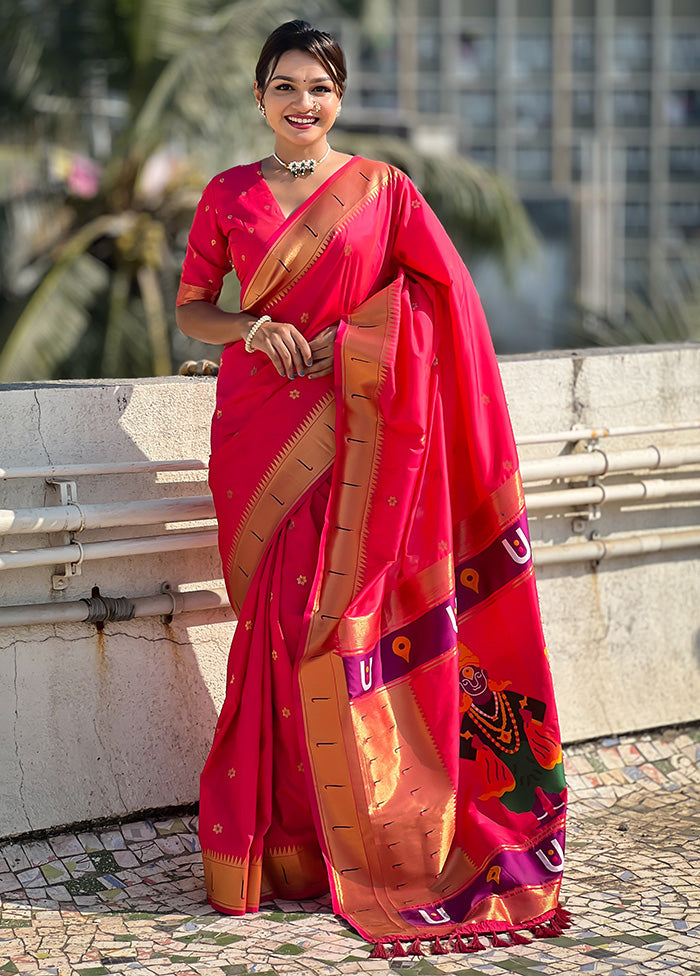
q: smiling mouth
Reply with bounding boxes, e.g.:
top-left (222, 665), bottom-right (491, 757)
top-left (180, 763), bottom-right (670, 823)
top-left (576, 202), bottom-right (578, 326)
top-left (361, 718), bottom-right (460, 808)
top-left (286, 115), bottom-right (318, 125)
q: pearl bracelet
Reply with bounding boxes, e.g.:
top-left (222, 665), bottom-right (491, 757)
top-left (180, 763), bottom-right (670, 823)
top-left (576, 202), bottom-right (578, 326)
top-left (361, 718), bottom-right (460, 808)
top-left (244, 315), bottom-right (271, 353)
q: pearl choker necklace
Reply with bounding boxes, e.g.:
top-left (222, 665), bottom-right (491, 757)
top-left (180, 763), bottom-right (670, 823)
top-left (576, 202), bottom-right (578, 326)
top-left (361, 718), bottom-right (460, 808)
top-left (272, 146), bottom-right (331, 179)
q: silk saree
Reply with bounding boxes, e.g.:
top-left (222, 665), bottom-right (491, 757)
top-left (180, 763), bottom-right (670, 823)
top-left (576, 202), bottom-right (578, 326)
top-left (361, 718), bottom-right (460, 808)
top-left (176, 156), bottom-right (568, 953)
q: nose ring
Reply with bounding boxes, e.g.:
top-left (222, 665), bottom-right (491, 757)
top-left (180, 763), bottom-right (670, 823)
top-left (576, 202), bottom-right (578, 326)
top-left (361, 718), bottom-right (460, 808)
top-left (312, 101), bottom-right (321, 112)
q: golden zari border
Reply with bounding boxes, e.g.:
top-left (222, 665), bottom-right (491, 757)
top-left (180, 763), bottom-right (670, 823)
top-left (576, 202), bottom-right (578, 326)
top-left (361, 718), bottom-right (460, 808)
top-left (241, 159), bottom-right (392, 313)
top-left (261, 845), bottom-right (329, 901)
top-left (175, 281), bottom-right (220, 306)
top-left (298, 282), bottom-right (411, 935)
top-left (202, 849), bottom-right (262, 915)
top-left (226, 393), bottom-right (336, 613)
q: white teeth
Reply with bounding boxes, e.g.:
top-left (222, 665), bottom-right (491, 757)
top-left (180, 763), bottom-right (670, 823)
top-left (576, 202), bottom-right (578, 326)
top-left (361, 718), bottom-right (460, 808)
top-left (287, 116), bottom-right (316, 123)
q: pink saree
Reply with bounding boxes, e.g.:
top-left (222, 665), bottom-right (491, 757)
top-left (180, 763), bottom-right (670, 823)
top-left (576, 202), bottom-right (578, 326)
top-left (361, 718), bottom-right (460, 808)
top-left (177, 156), bottom-right (568, 952)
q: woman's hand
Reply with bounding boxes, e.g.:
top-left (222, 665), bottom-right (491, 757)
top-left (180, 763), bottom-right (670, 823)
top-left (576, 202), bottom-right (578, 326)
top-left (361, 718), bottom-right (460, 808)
top-left (305, 325), bottom-right (339, 378)
top-left (249, 320), bottom-right (313, 379)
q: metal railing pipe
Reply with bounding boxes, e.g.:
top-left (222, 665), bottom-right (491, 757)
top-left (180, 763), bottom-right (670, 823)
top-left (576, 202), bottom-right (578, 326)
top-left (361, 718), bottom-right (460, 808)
top-left (533, 526), bottom-right (700, 566)
top-left (520, 444), bottom-right (700, 484)
top-left (0, 586), bottom-right (231, 629)
top-left (525, 477), bottom-right (700, 512)
top-left (516, 420), bottom-right (700, 446)
top-left (0, 496), bottom-right (216, 535)
top-left (0, 460), bottom-right (207, 480)
top-left (0, 529), bottom-right (219, 571)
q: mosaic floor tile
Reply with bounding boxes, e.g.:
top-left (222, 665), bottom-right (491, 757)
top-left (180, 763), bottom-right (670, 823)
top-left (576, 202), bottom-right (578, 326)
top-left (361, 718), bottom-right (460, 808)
top-left (1, 726), bottom-right (699, 976)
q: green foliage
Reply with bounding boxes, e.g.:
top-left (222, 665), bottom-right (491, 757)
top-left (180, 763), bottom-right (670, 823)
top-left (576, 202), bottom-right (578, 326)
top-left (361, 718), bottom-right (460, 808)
top-left (578, 248), bottom-right (700, 347)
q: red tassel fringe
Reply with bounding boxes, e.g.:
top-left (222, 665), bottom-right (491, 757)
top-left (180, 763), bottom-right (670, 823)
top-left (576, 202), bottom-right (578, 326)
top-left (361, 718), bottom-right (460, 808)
top-left (367, 903), bottom-right (571, 958)
top-left (431, 936), bottom-right (450, 955)
top-left (466, 932), bottom-right (483, 952)
top-left (369, 941), bottom-right (388, 959)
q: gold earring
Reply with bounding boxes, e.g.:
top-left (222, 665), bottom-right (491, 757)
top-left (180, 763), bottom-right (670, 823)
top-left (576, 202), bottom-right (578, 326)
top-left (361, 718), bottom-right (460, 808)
top-left (336, 105), bottom-right (341, 116)
top-left (258, 101), bottom-right (266, 117)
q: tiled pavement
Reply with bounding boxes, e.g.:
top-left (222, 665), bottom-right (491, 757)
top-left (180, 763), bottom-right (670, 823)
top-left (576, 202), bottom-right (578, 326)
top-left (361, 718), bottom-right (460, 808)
top-left (1, 726), bottom-right (698, 976)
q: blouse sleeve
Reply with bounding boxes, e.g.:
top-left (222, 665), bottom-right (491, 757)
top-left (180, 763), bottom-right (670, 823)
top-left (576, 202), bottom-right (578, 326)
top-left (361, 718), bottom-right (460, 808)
top-left (176, 180), bottom-right (231, 306)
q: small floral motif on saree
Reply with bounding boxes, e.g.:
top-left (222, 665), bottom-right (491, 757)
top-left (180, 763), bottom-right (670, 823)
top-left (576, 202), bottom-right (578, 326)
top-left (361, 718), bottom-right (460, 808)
top-left (228, 768), bottom-right (236, 778)
top-left (296, 575), bottom-right (307, 585)
top-left (245, 620), bottom-right (253, 630)
top-left (213, 823), bottom-right (223, 833)
top-left (289, 390), bottom-right (300, 399)
top-left (300, 312), bottom-right (309, 323)
top-left (388, 496), bottom-right (398, 507)
top-left (282, 707), bottom-right (291, 719)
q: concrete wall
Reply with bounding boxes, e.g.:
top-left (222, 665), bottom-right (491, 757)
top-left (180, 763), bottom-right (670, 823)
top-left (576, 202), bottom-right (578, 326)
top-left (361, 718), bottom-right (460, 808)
top-left (1, 345), bottom-right (699, 837)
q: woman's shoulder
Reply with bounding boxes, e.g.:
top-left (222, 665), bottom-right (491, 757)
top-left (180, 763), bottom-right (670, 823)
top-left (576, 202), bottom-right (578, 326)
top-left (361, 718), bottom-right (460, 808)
top-left (203, 162), bottom-right (261, 196)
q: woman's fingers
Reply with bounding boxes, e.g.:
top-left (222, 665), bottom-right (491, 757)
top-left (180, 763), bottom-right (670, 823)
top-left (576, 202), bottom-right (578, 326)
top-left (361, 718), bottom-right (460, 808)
top-left (251, 321), bottom-right (313, 378)
top-left (305, 354), bottom-right (334, 378)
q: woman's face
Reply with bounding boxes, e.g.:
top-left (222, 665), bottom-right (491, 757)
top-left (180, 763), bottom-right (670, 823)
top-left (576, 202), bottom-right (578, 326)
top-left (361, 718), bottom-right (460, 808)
top-left (255, 49), bottom-right (342, 151)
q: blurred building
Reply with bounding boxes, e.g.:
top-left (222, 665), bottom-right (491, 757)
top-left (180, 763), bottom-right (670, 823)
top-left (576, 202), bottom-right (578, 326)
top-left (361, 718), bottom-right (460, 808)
top-left (330, 0), bottom-right (700, 351)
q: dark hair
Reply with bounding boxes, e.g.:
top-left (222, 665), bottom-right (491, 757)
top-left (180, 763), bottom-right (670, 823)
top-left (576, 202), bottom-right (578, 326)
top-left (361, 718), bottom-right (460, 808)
top-left (255, 20), bottom-right (347, 96)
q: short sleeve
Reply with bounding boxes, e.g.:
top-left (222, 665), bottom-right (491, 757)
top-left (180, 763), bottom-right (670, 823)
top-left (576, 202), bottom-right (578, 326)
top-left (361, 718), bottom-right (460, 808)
top-left (176, 181), bottom-right (230, 306)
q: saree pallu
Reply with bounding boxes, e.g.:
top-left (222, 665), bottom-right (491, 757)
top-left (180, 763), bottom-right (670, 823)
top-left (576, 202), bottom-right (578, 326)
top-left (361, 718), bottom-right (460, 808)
top-left (181, 157), bottom-right (567, 950)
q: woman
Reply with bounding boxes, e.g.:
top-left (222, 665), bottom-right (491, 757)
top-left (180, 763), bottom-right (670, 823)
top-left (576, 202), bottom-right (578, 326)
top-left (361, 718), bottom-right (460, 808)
top-left (176, 19), bottom-right (568, 957)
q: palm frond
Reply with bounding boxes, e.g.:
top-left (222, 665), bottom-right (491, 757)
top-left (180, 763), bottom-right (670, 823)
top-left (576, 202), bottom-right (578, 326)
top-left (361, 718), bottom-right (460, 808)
top-left (0, 215), bottom-right (130, 381)
top-left (578, 248), bottom-right (700, 347)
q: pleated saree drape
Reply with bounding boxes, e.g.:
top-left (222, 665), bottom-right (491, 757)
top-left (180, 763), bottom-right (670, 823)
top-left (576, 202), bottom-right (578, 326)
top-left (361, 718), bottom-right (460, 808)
top-left (177, 156), bottom-right (568, 951)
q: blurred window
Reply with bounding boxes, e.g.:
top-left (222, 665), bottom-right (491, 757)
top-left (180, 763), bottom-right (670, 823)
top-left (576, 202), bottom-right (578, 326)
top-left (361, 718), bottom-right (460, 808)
top-left (517, 0), bottom-right (553, 15)
top-left (666, 91), bottom-right (700, 126)
top-left (668, 200), bottom-right (700, 237)
top-left (621, 258), bottom-right (647, 294)
top-left (626, 146), bottom-right (650, 181)
top-left (572, 28), bottom-right (595, 72)
top-left (467, 145), bottom-right (496, 166)
top-left (616, 0), bottom-right (651, 14)
top-left (458, 0), bottom-right (495, 14)
top-left (571, 142), bottom-right (583, 181)
top-left (613, 90), bottom-right (651, 126)
top-left (516, 33), bottom-right (552, 77)
top-left (613, 28), bottom-right (652, 74)
top-left (515, 90), bottom-right (552, 134)
top-left (624, 200), bottom-right (650, 236)
top-left (359, 37), bottom-right (397, 77)
top-left (359, 87), bottom-right (398, 110)
top-left (418, 86), bottom-right (442, 113)
top-left (670, 34), bottom-right (700, 72)
top-left (515, 146), bottom-right (552, 180)
top-left (456, 32), bottom-right (496, 79)
top-left (572, 90), bottom-right (595, 128)
top-left (458, 91), bottom-right (497, 128)
top-left (418, 25), bottom-right (441, 72)
top-left (669, 145), bottom-right (700, 180)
